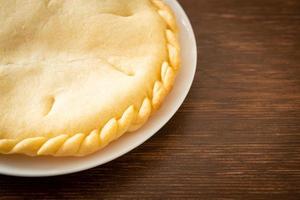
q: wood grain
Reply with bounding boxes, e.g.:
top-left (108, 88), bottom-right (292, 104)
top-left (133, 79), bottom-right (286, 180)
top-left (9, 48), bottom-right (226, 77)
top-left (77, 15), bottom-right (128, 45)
top-left (1, 0), bottom-right (300, 199)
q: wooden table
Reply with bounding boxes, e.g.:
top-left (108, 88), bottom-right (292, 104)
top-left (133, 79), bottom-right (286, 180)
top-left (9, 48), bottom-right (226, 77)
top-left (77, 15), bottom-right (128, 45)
top-left (1, 0), bottom-right (300, 199)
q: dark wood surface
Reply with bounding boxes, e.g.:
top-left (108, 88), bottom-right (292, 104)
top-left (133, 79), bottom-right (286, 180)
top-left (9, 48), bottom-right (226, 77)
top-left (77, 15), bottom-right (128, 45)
top-left (1, 0), bottom-right (300, 199)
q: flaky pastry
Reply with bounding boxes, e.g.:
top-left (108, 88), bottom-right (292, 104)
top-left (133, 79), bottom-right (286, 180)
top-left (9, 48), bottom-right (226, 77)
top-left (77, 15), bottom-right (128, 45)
top-left (0, 0), bottom-right (180, 156)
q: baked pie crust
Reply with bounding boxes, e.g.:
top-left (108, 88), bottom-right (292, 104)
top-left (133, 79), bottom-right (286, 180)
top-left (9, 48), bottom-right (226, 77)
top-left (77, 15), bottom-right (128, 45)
top-left (0, 0), bottom-right (180, 156)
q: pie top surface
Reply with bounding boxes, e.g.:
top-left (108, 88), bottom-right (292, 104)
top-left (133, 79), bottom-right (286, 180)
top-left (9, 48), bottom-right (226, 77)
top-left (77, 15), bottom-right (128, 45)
top-left (0, 0), bottom-right (179, 156)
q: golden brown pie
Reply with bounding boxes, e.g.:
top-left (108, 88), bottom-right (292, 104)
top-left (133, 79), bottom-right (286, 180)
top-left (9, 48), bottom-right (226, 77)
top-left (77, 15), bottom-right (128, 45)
top-left (0, 0), bottom-right (180, 156)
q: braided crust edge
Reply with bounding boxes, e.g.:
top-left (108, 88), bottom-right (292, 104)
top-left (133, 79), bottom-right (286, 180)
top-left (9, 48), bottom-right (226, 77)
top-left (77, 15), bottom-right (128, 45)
top-left (0, 0), bottom-right (180, 156)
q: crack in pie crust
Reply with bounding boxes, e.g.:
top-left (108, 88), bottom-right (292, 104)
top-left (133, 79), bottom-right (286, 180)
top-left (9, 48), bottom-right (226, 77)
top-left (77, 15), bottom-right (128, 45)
top-left (0, 0), bottom-right (180, 156)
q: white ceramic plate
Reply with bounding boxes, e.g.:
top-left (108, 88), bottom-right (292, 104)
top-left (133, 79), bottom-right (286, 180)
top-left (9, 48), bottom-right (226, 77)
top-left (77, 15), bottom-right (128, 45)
top-left (0, 0), bottom-right (197, 177)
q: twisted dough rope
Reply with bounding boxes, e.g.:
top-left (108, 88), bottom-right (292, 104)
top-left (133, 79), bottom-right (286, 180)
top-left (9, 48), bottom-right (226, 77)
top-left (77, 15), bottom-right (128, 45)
top-left (0, 0), bottom-right (180, 156)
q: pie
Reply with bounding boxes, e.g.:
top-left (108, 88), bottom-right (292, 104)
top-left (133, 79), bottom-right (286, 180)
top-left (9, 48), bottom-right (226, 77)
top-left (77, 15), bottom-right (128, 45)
top-left (0, 0), bottom-right (180, 156)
